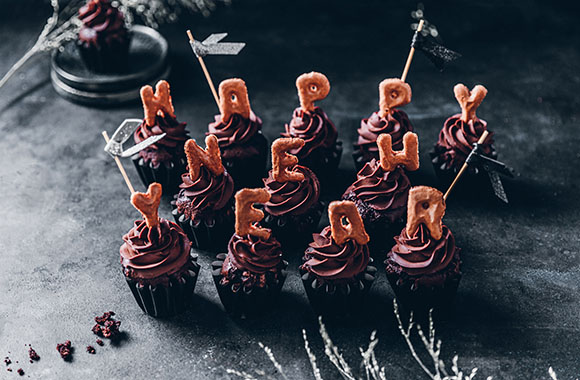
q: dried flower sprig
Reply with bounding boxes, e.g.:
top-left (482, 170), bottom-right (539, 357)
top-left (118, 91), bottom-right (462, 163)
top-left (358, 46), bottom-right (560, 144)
top-left (0, 0), bottom-right (225, 91)
top-left (229, 300), bottom-right (563, 380)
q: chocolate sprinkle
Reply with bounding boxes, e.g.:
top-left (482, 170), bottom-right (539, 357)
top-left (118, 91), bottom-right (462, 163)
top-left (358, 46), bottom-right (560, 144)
top-left (56, 340), bottom-right (73, 361)
top-left (96, 339), bottom-right (104, 346)
top-left (28, 346), bottom-right (40, 362)
top-left (92, 311), bottom-right (121, 339)
top-left (17, 368), bottom-right (24, 376)
top-left (86, 346), bottom-right (96, 354)
top-left (4, 357), bottom-right (10, 366)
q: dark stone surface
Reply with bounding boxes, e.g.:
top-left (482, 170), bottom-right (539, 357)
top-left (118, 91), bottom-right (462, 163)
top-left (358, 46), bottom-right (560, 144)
top-left (0, 0), bottom-right (579, 379)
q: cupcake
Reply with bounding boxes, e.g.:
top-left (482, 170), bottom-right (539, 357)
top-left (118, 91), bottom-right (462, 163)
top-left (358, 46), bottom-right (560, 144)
top-left (385, 186), bottom-right (461, 314)
top-left (430, 84), bottom-right (496, 188)
top-left (212, 188), bottom-right (287, 318)
top-left (171, 135), bottom-right (235, 252)
top-left (77, 0), bottom-right (130, 73)
top-left (300, 201), bottom-right (376, 318)
top-left (132, 80), bottom-right (189, 195)
top-left (353, 78), bottom-right (414, 170)
top-left (120, 183), bottom-right (200, 318)
top-left (207, 78), bottom-right (268, 189)
top-left (262, 137), bottom-right (324, 247)
top-left (282, 72), bottom-right (342, 182)
top-left (343, 132), bottom-right (419, 244)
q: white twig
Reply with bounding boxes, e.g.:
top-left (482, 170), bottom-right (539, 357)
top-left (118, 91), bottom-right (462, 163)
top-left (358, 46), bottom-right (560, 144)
top-left (303, 329), bottom-right (323, 380)
top-left (318, 316), bottom-right (356, 380)
top-left (258, 342), bottom-right (289, 380)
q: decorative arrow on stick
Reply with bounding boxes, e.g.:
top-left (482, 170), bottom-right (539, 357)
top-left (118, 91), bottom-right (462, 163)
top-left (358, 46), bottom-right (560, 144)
top-left (186, 30), bottom-right (246, 109)
top-left (104, 119), bottom-right (166, 158)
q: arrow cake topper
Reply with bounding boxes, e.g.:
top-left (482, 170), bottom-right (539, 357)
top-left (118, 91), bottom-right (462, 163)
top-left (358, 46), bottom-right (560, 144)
top-left (406, 186), bottom-right (446, 240)
top-left (131, 182), bottom-right (163, 229)
top-left (401, 10), bottom-right (461, 82)
top-left (235, 188), bottom-right (272, 240)
top-left (377, 132), bottom-right (419, 172)
top-left (271, 138), bottom-right (305, 182)
top-left (328, 201), bottom-right (369, 245)
top-left (190, 33), bottom-right (246, 58)
top-left (104, 119), bottom-right (166, 159)
top-left (186, 30), bottom-right (246, 110)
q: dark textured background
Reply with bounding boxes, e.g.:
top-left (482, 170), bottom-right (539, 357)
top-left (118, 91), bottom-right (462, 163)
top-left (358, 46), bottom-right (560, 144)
top-left (1, 0), bottom-right (579, 379)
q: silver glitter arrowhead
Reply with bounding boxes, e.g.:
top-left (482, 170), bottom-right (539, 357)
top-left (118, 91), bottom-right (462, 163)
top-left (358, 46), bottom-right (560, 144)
top-left (104, 119), bottom-right (166, 158)
top-left (190, 33), bottom-right (246, 57)
top-left (488, 171), bottom-right (509, 203)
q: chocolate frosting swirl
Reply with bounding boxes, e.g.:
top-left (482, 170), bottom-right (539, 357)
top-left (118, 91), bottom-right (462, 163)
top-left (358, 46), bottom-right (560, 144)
top-left (433, 114), bottom-right (495, 170)
top-left (355, 110), bottom-right (413, 153)
top-left (226, 234), bottom-right (284, 274)
top-left (282, 107), bottom-right (338, 160)
top-left (263, 165), bottom-right (320, 217)
top-left (301, 226), bottom-right (370, 281)
top-left (343, 159), bottom-right (410, 222)
top-left (134, 114), bottom-right (189, 166)
top-left (78, 0), bottom-right (127, 47)
top-left (388, 224), bottom-right (458, 276)
top-left (208, 111), bottom-right (262, 149)
top-left (120, 218), bottom-right (191, 280)
top-left (175, 166), bottom-right (234, 221)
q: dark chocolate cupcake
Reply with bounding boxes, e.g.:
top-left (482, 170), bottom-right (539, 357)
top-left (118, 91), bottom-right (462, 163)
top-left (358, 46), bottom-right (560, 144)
top-left (385, 186), bottom-right (461, 314)
top-left (132, 80), bottom-right (189, 195)
top-left (121, 183), bottom-right (200, 318)
top-left (430, 84), bottom-right (496, 189)
top-left (208, 78), bottom-right (268, 189)
top-left (300, 201), bottom-right (376, 318)
top-left (353, 79), bottom-right (414, 170)
top-left (282, 72), bottom-right (342, 183)
top-left (212, 188), bottom-right (287, 318)
top-left (171, 136), bottom-right (235, 253)
top-left (76, 0), bottom-right (130, 73)
top-left (343, 132), bottom-right (419, 246)
top-left (262, 138), bottom-right (323, 247)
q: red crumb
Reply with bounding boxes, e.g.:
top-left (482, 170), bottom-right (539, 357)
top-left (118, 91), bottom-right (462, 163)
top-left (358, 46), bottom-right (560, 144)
top-left (28, 346), bottom-right (40, 362)
top-left (17, 368), bottom-right (24, 376)
top-left (92, 311), bottom-right (121, 339)
top-left (96, 339), bottom-right (104, 346)
top-left (86, 346), bottom-right (96, 354)
top-left (56, 340), bottom-right (73, 361)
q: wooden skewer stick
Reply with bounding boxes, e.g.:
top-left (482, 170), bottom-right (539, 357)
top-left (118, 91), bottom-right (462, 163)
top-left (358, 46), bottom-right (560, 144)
top-left (102, 131), bottom-right (135, 194)
top-left (443, 130), bottom-right (489, 201)
top-left (401, 19), bottom-right (425, 83)
top-left (187, 30), bottom-right (221, 110)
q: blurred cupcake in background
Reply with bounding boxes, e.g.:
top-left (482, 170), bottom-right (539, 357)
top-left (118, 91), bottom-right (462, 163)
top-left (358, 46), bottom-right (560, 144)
top-left (77, 0), bottom-right (130, 73)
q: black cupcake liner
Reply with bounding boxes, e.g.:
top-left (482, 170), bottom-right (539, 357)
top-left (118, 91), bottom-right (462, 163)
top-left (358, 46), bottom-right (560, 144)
top-left (211, 253), bottom-right (288, 319)
top-left (76, 36), bottom-right (131, 74)
top-left (300, 261), bottom-right (377, 318)
top-left (222, 133), bottom-right (268, 190)
top-left (385, 257), bottom-right (461, 317)
top-left (124, 253), bottom-right (200, 318)
top-left (299, 141), bottom-right (343, 184)
top-left (132, 155), bottom-right (187, 196)
top-left (262, 201), bottom-right (324, 248)
top-left (171, 201), bottom-right (235, 253)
